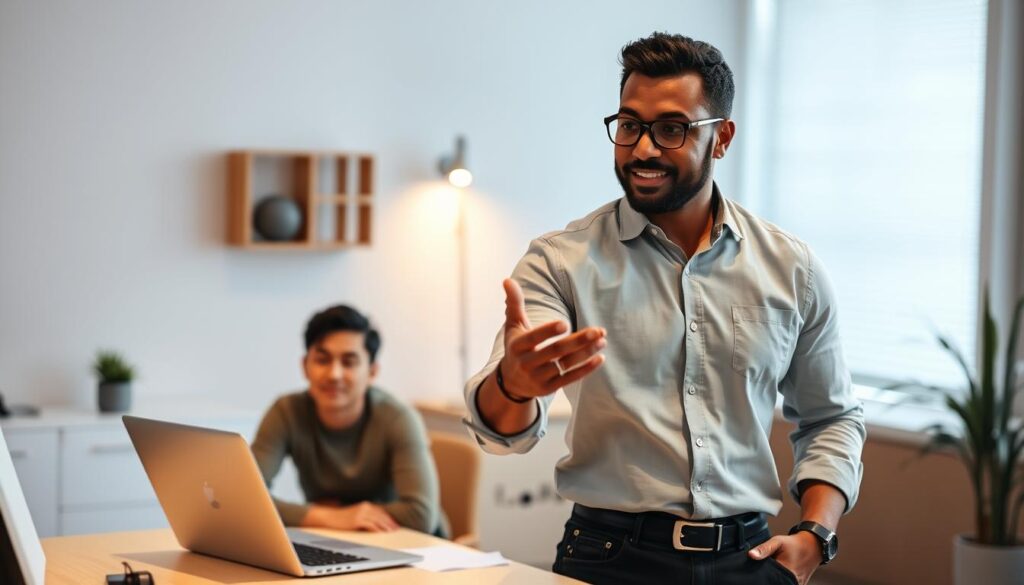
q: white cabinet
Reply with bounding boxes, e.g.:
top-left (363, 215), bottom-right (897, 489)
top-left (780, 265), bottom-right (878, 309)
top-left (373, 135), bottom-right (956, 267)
top-left (61, 425), bottom-right (157, 508)
top-left (60, 504), bottom-right (167, 536)
top-left (1, 407), bottom-right (278, 538)
top-left (5, 428), bottom-right (59, 537)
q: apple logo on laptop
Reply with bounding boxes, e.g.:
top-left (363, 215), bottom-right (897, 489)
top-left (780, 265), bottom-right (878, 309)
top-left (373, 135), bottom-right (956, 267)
top-left (203, 481), bottom-right (221, 510)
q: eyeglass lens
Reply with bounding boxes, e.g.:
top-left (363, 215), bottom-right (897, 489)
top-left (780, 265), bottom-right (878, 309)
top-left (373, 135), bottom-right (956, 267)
top-left (607, 118), bottom-right (688, 149)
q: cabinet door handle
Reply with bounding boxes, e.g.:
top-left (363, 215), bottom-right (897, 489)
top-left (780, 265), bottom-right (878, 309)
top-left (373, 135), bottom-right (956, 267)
top-left (89, 444), bottom-right (135, 455)
top-left (9, 449), bottom-right (27, 459)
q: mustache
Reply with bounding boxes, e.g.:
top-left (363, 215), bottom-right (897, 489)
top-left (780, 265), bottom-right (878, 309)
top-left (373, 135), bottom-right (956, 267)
top-left (623, 161), bottom-right (676, 174)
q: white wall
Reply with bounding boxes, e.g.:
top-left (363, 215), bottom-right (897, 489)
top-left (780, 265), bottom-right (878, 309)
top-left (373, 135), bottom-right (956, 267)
top-left (0, 0), bottom-right (743, 411)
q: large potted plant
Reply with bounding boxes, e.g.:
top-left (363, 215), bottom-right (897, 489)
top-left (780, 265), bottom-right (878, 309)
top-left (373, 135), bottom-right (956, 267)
top-left (92, 350), bottom-right (135, 413)
top-left (911, 292), bottom-right (1024, 584)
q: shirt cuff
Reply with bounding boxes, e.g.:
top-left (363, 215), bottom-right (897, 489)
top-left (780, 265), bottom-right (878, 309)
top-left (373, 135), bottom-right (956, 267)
top-left (788, 457), bottom-right (864, 513)
top-left (462, 369), bottom-right (548, 455)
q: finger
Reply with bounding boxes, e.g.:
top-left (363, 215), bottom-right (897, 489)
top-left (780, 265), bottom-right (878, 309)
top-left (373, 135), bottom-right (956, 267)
top-left (542, 339), bottom-right (607, 378)
top-left (564, 337), bottom-right (607, 369)
top-left (503, 279), bottom-right (531, 332)
top-left (533, 360), bottom-right (562, 381)
top-left (543, 354), bottom-right (605, 393)
top-left (509, 320), bottom-right (569, 354)
top-left (363, 517), bottom-right (390, 532)
top-left (525, 328), bottom-right (606, 368)
top-left (377, 513), bottom-right (400, 531)
top-left (748, 536), bottom-right (784, 560)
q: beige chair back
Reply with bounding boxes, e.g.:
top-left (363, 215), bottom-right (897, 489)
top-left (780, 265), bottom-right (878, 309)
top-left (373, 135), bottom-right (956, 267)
top-left (429, 432), bottom-right (480, 546)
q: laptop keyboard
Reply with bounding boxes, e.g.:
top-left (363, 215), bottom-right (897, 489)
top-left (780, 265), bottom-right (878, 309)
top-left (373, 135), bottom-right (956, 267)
top-left (293, 542), bottom-right (369, 566)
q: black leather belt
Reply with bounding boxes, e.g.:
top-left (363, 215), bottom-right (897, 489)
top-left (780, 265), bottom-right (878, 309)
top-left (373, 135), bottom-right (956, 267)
top-left (572, 504), bottom-right (768, 553)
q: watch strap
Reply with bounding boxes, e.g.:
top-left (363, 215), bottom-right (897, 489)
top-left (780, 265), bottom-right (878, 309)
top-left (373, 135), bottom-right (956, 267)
top-left (788, 521), bottom-right (837, 565)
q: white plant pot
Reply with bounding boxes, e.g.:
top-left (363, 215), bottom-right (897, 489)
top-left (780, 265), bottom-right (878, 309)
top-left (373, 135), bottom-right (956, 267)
top-left (954, 534), bottom-right (1024, 585)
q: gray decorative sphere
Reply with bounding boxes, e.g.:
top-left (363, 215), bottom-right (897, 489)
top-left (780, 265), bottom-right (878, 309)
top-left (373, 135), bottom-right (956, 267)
top-left (253, 195), bottom-right (302, 241)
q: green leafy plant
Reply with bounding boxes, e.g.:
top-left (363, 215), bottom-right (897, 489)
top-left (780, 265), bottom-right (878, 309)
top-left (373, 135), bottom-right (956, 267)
top-left (92, 350), bottom-right (135, 384)
top-left (905, 291), bottom-right (1024, 546)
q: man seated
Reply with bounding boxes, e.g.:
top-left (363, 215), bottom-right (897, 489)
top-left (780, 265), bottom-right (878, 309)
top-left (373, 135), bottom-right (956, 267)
top-left (251, 304), bottom-right (445, 535)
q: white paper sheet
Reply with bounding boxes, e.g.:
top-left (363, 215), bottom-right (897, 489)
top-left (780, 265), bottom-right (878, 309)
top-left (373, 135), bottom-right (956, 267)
top-left (401, 546), bottom-right (509, 572)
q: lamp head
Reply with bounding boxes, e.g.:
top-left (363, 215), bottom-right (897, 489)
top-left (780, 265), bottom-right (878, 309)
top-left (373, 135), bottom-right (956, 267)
top-left (439, 135), bottom-right (472, 188)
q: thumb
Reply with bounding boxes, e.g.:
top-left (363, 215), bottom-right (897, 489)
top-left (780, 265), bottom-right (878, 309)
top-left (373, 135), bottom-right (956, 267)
top-left (503, 278), bottom-right (531, 332)
top-left (748, 536), bottom-right (784, 560)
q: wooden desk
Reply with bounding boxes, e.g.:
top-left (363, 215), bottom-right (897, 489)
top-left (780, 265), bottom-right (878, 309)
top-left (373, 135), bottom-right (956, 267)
top-left (43, 527), bottom-right (583, 584)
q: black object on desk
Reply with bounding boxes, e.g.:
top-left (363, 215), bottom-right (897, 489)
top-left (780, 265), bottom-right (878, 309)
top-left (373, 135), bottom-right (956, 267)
top-left (105, 562), bottom-right (154, 584)
top-left (0, 392), bottom-right (40, 418)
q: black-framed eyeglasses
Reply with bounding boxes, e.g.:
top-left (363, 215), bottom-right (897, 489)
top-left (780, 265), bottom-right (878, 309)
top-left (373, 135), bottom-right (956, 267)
top-left (604, 114), bottom-right (724, 150)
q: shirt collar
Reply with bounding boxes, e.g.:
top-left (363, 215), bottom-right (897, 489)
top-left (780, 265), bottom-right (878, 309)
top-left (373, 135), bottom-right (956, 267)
top-left (617, 196), bottom-right (649, 241)
top-left (712, 184), bottom-right (744, 243)
top-left (616, 183), bottom-right (744, 243)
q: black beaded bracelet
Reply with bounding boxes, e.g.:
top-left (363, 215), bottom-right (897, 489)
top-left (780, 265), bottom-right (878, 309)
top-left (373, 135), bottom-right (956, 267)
top-left (495, 361), bottom-right (532, 404)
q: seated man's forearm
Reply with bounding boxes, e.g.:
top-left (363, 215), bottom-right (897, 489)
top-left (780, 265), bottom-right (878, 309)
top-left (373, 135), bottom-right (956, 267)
top-left (302, 501), bottom-right (398, 532)
top-left (382, 499), bottom-right (435, 533)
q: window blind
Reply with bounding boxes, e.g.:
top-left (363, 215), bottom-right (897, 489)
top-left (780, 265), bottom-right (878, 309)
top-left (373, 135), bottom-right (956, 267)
top-left (763, 0), bottom-right (988, 386)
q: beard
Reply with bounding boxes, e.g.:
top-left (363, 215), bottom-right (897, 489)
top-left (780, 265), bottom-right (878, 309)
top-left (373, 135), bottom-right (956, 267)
top-left (615, 143), bottom-right (714, 214)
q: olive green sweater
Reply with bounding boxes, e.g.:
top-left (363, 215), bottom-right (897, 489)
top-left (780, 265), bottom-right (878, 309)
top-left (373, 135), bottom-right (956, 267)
top-left (251, 387), bottom-right (443, 534)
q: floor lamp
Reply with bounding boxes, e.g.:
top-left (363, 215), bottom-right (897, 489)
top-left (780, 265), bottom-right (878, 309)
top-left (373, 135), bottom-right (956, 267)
top-left (439, 136), bottom-right (473, 383)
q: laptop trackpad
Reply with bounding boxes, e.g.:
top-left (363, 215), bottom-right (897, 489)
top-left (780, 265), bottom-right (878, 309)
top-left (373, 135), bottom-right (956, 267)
top-left (308, 539), bottom-right (362, 551)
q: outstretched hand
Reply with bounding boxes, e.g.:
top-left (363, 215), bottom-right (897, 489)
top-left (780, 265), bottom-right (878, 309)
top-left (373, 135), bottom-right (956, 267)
top-left (499, 278), bottom-right (606, 399)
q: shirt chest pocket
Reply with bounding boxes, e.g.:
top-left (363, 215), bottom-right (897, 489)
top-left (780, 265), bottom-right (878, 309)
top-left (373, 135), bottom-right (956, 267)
top-left (731, 305), bottom-right (798, 379)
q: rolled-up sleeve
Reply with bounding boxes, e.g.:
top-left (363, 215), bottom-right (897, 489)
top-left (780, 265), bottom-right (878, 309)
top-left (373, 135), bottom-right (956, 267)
top-left (780, 248), bottom-right (866, 513)
top-left (462, 236), bottom-right (573, 455)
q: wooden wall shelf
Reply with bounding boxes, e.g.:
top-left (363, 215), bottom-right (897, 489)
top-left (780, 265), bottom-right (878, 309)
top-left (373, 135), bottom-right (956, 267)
top-left (227, 149), bottom-right (374, 250)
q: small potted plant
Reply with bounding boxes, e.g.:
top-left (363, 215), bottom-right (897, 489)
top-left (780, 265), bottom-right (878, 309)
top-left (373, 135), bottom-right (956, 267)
top-left (92, 350), bottom-right (135, 413)
top-left (904, 291), bottom-right (1024, 584)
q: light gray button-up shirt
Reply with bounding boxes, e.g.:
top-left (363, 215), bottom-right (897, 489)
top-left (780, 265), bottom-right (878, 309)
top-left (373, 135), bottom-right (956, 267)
top-left (463, 186), bottom-right (866, 519)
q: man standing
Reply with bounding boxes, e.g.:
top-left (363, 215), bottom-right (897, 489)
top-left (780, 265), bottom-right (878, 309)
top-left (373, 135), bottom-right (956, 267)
top-left (463, 33), bottom-right (864, 585)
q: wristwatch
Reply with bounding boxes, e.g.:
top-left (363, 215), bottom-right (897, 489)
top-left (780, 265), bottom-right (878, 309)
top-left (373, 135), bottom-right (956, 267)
top-left (788, 521), bottom-right (838, 565)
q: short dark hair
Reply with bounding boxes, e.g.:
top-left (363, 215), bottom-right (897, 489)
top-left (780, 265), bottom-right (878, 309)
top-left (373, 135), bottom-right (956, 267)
top-left (619, 32), bottom-right (735, 118)
top-left (303, 304), bottom-right (381, 363)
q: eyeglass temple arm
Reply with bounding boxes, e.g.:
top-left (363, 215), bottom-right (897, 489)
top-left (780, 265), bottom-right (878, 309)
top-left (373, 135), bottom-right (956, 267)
top-left (688, 118), bottom-right (725, 128)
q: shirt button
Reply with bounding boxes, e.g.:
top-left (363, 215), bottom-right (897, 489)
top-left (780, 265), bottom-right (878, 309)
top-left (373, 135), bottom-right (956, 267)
top-left (689, 321), bottom-right (698, 332)
top-left (694, 483), bottom-right (703, 492)
top-left (696, 438), bottom-right (705, 448)
top-left (687, 385), bottom-right (696, 395)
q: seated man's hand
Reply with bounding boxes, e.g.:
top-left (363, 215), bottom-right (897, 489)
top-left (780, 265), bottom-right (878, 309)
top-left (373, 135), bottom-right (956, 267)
top-left (304, 501), bottom-right (399, 532)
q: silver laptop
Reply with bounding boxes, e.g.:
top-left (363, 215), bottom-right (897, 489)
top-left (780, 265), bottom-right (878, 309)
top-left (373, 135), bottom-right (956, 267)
top-left (122, 415), bottom-right (422, 577)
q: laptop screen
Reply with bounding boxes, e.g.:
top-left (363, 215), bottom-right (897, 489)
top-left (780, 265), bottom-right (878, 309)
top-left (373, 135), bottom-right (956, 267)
top-left (0, 427), bottom-right (46, 585)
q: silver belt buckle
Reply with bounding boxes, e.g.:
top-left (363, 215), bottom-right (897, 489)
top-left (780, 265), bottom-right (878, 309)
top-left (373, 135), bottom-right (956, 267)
top-left (672, 520), bottom-right (722, 552)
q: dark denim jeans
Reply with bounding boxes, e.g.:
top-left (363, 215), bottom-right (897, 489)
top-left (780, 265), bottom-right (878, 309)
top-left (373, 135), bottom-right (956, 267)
top-left (552, 512), bottom-right (798, 585)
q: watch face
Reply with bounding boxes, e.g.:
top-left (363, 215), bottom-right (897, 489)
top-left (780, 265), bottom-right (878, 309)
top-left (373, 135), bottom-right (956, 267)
top-left (826, 536), bottom-right (839, 559)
